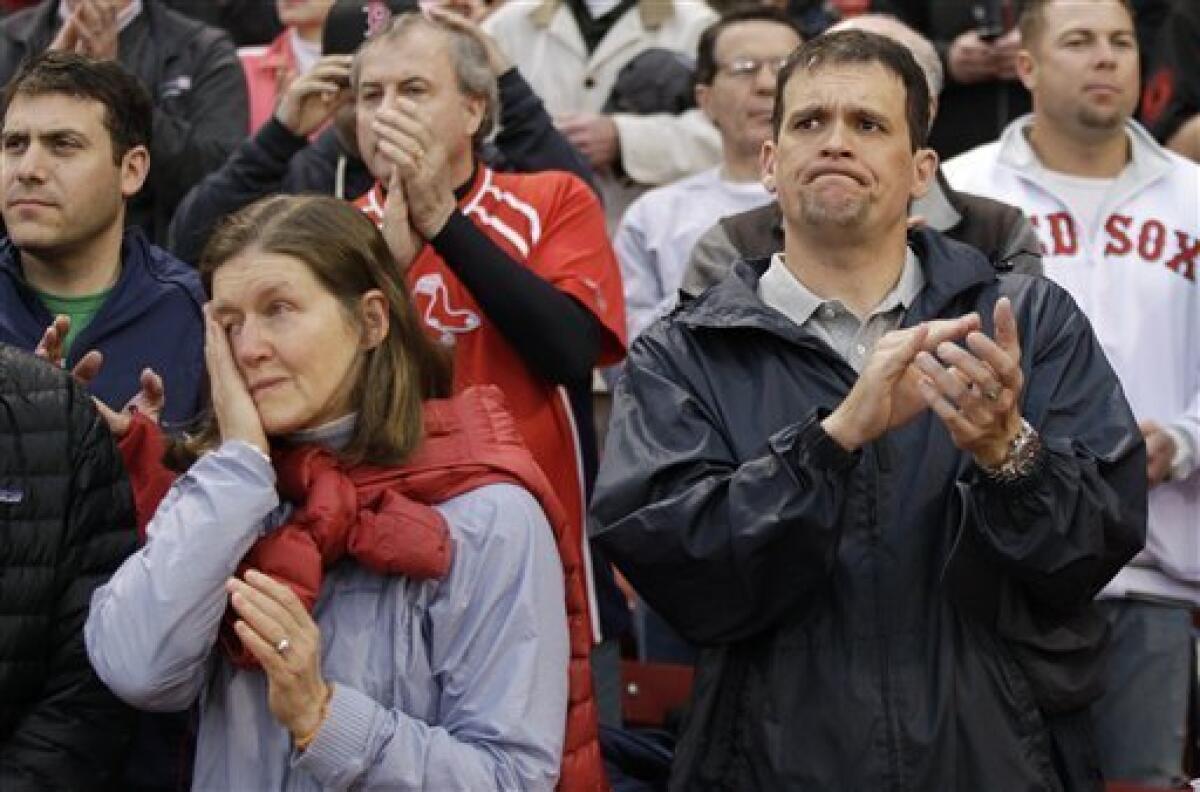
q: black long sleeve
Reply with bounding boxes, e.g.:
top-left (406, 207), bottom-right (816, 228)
top-left (0, 387), bottom-right (137, 791)
top-left (168, 118), bottom-right (309, 264)
top-left (429, 210), bottom-right (602, 384)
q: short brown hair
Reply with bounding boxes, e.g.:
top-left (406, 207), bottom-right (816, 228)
top-left (1018, 0), bottom-right (1134, 47)
top-left (188, 195), bottom-right (452, 467)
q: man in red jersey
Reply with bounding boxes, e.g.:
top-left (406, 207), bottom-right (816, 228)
top-left (350, 9), bottom-right (628, 770)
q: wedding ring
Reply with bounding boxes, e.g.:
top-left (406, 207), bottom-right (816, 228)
top-left (983, 387), bottom-right (1000, 402)
top-left (275, 637), bottom-right (291, 656)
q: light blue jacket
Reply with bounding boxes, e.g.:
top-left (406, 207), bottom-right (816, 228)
top-left (85, 441), bottom-right (569, 791)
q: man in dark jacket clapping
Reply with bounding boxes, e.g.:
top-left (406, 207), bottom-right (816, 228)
top-left (591, 29), bottom-right (1146, 791)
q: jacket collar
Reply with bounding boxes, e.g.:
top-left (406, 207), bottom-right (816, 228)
top-left (678, 227), bottom-right (996, 340)
top-left (994, 114), bottom-right (1174, 208)
top-left (914, 170), bottom-right (963, 233)
top-left (1, 226), bottom-right (196, 318)
top-left (529, 0), bottom-right (673, 30)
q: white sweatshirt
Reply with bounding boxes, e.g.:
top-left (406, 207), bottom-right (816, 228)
top-left (945, 116), bottom-right (1200, 604)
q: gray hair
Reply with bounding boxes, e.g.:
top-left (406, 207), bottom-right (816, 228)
top-left (351, 12), bottom-right (499, 150)
top-left (830, 14), bottom-right (944, 99)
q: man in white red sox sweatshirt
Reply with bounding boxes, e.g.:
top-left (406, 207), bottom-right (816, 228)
top-left (944, 0), bottom-right (1198, 786)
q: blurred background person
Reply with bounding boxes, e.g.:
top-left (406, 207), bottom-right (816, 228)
top-left (615, 6), bottom-right (801, 344)
top-left (1139, 0), bottom-right (1200, 161)
top-left (0, 0), bottom-right (249, 244)
top-left (239, 0), bottom-right (337, 133)
top-left (875, 0), bottom-right (1030, 159)
top-left (944, 0), bottom-right (1200, 782)
top-left (483, 0), bottom-right (721, 227)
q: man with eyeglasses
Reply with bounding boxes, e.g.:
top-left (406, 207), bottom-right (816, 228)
top-left (613, 6), bottom-right (802, 343)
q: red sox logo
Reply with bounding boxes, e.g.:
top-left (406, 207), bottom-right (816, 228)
top-left (412, 273), bottom-right (481, 346)
top-left (1029, 211), bottom-right (1199, 282)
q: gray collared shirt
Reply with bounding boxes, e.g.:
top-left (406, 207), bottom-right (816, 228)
top-left (757, 248), bottom-right (925, 373)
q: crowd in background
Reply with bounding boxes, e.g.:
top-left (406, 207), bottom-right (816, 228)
top-left (0, 0), bottom-right (1196, 790)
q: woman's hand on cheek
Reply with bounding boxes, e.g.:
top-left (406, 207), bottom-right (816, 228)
top-left (227, 570), bottom-right (330, 742)
top-left (204, 305), bottom-right (269, 455)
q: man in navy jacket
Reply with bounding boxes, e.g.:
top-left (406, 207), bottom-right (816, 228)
top-left (0, 51), bottom-right (203, 426)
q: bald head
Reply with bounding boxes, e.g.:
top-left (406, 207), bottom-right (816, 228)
top-left (830, 14), bottom-right (943, 105)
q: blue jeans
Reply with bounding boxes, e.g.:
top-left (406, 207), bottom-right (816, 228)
top-left (1091, 598), bottom-right (1193, 786)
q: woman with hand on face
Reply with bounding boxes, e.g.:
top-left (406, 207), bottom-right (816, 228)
top-left (83, 195), bottom-right (570, 791)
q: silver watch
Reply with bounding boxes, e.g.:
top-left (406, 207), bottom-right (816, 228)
top-left (981, 418), bottom-right (1041, 483)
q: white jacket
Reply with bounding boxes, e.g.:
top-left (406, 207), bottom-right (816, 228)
top-left (945, 117), bottom-right (1200, 603)
top-left (614, 167), bottom-right (772, 339)
top-left (484, 0), bottom-right (720, 223)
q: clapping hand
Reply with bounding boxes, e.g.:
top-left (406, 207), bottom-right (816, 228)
top-left (274, 55), bottom-right (355, 139)
top-left (823, 314), bottom-right (981, 451)
top-left (227, 570), bottom-right (330, 744)
top-left (34, 314), bottom-right (163, 437)
top-left (49, 0), bottom-right (121, 61)
top-left (371, 98), bottom-right (457, 240)
top-left (913, 297), bottom-right (1025, 467)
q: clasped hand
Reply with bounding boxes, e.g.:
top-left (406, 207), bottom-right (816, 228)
top-left (823, 297), bottom-right (1025, 468)
top-left (49, 0), bottom-right (121, 61)
top-left (374, 99), bottom-right (456, 269)
top-left (227, 570), bottom-right (330, 742)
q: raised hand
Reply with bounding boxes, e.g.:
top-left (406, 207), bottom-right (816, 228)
top-left (34, 314), bottom-right (166, 438)
top-left (381, 167), bottom-right (423, 272)
top-left (204, 305), bottom-right (268, 454)
top-left (227, 570), bottom-right (330, 744)
top-left (370, 98), bottom-right (456, 239)
top-left (914, 297), bottom-right (1025, 467)
top-left (424, 4), bottom-right (512, 74)
top-left (47, 11), bottom-right (83, 54)
top-left (34, 314), bottom-right (104, 385)
top-left (947, 29), bottom-right (996, 85)
top-left (94, 367), bottom-right (165, 438)
top-left (273, 55), bottom-right (354, 138)
top-left (992, 28), bottom-right (1022, 81)
top-left (1139, 420), bottom-right (1178, 488)
top-left (823, 313), bottom-right (981, 451)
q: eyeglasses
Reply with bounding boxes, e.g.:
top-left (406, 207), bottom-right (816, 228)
top-left (717, 56), bottom-right (790, 80)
